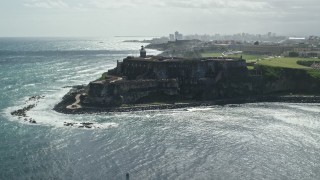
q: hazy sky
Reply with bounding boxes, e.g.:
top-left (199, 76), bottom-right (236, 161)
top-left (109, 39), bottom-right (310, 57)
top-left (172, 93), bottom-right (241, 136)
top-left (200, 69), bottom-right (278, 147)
top-left (0, 0), bottom-right (319, 37)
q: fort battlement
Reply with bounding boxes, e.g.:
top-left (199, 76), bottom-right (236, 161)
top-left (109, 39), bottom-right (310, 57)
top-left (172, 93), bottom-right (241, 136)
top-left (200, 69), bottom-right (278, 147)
top-left (84, 55), bottom-right (249, 106)
top-left (110, 56), bottom-right (246, 80)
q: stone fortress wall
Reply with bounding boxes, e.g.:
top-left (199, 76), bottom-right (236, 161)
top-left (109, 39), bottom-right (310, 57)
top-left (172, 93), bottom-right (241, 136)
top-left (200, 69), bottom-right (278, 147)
top-left (85, 52), bottom-right (248, 106)
top-left (118, 56), bottom-right (246, 80)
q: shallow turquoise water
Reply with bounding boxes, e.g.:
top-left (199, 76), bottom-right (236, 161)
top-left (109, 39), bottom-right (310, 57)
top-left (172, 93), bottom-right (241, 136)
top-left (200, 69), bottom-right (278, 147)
top-left (1, 38), bottom-right (320, 179)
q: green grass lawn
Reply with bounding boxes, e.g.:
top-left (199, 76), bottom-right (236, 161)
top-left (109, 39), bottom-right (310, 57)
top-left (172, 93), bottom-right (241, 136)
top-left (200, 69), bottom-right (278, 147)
top-left (257, 57), bottom-right (320, 79)
top-left (201, 52), bottom-right (266, 61)
top-left (96, 72), bottom-right (108, 81)
top-left (257, 57), bottom-right (320, 69)
top-left (201, 52), bottom-right (224, 57)
top-left (247, 66), bottom-right (254, 70)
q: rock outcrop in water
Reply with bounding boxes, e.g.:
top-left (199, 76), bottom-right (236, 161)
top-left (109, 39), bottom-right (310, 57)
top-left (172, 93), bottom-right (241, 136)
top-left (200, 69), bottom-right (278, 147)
top-left (10, 95), bottom-right (46, 124)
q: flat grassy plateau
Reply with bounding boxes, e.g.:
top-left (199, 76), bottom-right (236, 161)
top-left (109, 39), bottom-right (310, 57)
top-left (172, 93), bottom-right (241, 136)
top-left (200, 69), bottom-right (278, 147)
top-left (201, 51), bottom-right (320, 79)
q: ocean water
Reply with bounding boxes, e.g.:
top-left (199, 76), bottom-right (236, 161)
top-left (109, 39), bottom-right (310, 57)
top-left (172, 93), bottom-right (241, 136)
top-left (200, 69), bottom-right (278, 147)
top-left (1, 37), bottom-right (320, 180)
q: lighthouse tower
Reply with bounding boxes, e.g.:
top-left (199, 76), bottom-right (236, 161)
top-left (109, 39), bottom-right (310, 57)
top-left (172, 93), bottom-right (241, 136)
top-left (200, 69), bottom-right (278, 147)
top-left (140, 46), bottom-right (146, 58)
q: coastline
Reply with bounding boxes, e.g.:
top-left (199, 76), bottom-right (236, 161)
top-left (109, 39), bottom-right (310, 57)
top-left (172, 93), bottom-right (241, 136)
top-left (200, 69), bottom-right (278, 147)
top-left (53, 86), bottom-right (320, 114)
top-left (51, 44), bottom-right (320, 115)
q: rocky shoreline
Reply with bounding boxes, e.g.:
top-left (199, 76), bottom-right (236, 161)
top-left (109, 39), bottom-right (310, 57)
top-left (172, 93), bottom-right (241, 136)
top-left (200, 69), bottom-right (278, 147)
top-left (10, 93), bottom-right (105, 129)
top-left (11, 95), bottom-right (45, 124)
top-left (17, 89), bottom-right (319, 129)
top-left (53, 86), bottom-right (320, 114)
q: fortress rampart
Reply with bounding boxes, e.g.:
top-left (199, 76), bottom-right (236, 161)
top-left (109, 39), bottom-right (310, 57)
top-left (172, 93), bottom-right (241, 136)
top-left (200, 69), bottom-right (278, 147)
top-left (84, 55), bottom-right (249, 106)
top-left (115, 56), bottom-right (246, 80)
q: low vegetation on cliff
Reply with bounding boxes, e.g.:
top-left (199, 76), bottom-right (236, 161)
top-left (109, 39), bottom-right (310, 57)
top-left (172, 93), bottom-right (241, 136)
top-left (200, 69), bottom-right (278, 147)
top-left (256, 57), bottom-right (320, 79)
top-left (201, 52), bottom-right (266, 61)
top-left (201, 50), bottom-right (320, 94)
top-left (257, 57), bottom-right (320, 69)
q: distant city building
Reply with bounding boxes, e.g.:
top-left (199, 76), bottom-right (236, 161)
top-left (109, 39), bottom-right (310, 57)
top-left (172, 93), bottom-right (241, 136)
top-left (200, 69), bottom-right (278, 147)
top-left (267, 32), bottom-right (272, 37)
top-left (168, 31), bottom-right (184, 41)
top-left (169, 34), bottom-right (175, 41)
top-left (174, 31), bottom-right (183, 40)
top-left (307, 36), bottom-right (320, 47)
top-left (174, 31), bottom-right (179, 39)
top-left (289, 37), bottom-right (306, 40)
top-left (286, 37), bottom-right (307, 45)
top-left (181, 32), bottom-right (285, 43)
top-left (236, 44), bottom-right (294, 55)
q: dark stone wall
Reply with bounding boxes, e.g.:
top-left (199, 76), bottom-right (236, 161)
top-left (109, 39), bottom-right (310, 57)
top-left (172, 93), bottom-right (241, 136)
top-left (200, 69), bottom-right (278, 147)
top-left (86, 57), bottom-right (249, 106)
top-left (85, 79), bottom-right (180, 106)
top-left (87, 82), bottom-right (104, 97)
top-left (119, 58), bottom-right (246, 81)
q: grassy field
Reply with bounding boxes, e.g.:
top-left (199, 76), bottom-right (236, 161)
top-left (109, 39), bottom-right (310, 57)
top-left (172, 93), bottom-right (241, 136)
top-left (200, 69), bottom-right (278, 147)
top-left (201, 52), bottom-right (266, 61)
top-left (96, 72), bottom-right (108, 81)
top-left (247, 66), bottom-right (255, 70)
top-left (257, 57), bottom-right (320, 69)
top-left (257, 57), bottom-right (320, 79)
top-left (201, 52), bottom-right (224, 57)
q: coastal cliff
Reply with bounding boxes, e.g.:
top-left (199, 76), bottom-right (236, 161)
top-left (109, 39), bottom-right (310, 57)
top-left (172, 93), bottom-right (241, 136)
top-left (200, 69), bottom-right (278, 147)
top-left (83, 55), bottom-right (250, 107)
top-left (257, 65), bottom-right (320, 94)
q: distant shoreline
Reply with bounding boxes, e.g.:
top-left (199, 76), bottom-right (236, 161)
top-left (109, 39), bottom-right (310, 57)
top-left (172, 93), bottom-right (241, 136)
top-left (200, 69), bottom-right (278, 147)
top-left (115, 36), bottom-right (159, 38)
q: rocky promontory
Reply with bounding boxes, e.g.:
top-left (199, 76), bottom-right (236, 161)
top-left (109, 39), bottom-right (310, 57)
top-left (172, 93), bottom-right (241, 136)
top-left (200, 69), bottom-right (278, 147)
top-left (54, 49), bottom-right (320, 114)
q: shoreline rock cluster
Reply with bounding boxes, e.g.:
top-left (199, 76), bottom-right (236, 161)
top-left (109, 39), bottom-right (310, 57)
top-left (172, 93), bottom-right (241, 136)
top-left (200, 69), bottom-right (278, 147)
top-left (10, 94), bottom-right (101, 129)
top-left (63, 122), bottom-right (98, 129)
top-left (11, 95), bottom-right (46, 124)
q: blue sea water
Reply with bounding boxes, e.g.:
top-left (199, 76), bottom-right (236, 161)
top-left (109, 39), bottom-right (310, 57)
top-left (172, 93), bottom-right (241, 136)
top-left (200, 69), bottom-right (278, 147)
top-left (1, 37), bottom-right (320, 180)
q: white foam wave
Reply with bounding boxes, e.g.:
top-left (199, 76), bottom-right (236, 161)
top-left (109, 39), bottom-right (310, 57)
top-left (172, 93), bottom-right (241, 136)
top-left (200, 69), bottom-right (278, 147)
top-left (3, 88), bottom-right (119, 130)
top-left (23, 83), bottom-right (40, 87)
top-left (186, 107), bottom-right (214, 112)
top-left (249, 103), bottom-right (320, 130)
top-left (286, 103), bottom-right (320, 113)
top-left (3, 85), bottom-right (13, 90)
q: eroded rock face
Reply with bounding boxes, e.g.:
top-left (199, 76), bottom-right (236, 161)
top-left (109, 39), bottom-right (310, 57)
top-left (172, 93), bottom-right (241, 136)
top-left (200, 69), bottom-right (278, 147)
top-left (259, 67), bottom-right (320, 94)
top-left (85, 79), bottom-right (180, 106)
